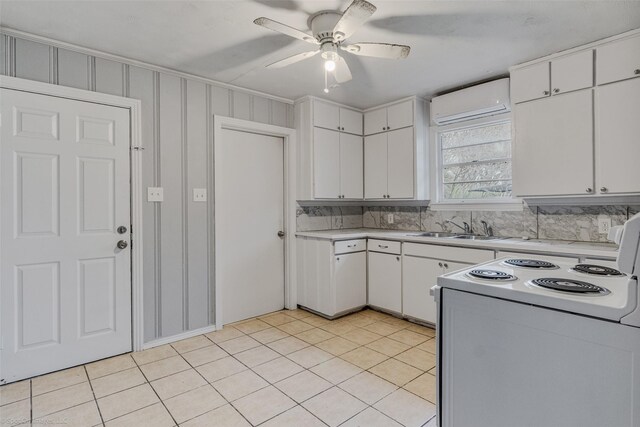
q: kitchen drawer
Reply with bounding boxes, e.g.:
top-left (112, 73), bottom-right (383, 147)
top-left (404, 242), bottom-right (494, 264)
top-left (335, 239), bottom-right (366, 255)
top-left (368, 239), bottom-right (401, 255)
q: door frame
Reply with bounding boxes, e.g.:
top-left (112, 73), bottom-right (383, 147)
top-left (0, 75), bottom-right (145, 351)
top-left (213, 115), bottom-right (297, 329)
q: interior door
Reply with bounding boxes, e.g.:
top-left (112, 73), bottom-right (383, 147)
top-left (217, 128), bottom-right (285, 324)
top-left (387, 127), bottom-right (414, 198)
top-left (0, 88), bottom-right (132, 384)
top-left (339, 133), bottom-right (363, 199)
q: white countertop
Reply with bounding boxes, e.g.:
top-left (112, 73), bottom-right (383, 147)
top-left (295, 228), bottom-right (619, 259)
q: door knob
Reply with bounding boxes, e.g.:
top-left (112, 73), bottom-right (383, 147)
top-left (117, 226), bottom-right (128, 234)
top-left (277, 231), bottom-right (285, 238)
top-left (117, 240), bottom-right (128, 249)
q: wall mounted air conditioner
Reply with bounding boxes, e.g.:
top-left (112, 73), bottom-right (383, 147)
top-left (430, 78), bottom-right (511, 125)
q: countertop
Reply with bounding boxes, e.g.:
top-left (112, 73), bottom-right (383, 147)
top-left (295, 228), bottom-right (619, 259)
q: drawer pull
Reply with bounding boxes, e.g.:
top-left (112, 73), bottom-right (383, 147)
top-left (378, 244), bottom-right (389, 249)
top-left (347, 244), bottom-right (356, 248)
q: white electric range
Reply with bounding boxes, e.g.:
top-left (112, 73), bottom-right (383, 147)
top-left (434, 213), bottom-right (640, 427)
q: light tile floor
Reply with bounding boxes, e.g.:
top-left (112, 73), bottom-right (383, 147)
top-left (0, 308), bottom-right (437, 427)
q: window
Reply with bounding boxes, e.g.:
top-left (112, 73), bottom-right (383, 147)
top-left (438, 118), bottom-right (513, 202)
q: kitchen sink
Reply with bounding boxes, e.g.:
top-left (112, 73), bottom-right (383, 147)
top-left (409, 231), bottom-right (458, 238)
top-left (450, 235), bottom-right (503, 241)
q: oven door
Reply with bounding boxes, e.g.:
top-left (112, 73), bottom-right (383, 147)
top-left (438, 288), bottom-right (640, 427)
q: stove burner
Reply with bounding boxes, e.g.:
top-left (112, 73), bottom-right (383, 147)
top-left (531, 278), bottom-right (611, 295)
top-left (504, 259), bottom-right (558, 269)
top-left (572, 264), bottom-right (624, 277)
top-left (468, 269), bottom-right (517, 281)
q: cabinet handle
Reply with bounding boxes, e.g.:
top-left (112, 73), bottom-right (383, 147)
top-left (586, 188), bottom-right (593, 193)
top-left (396, 256), bottom-right (400, 261)
top-left (600, 187), bottom-right (608, 193)
top-left (382, 126), bottom-right (386, 131)
top-left (553, 88), bottom-right (560, 94)
top-left (444, 263), bottom-right (449, 269)
top-left (341, 127), bottom-right (345, 131)
top-left (337, 126), bottom-right (341, 130)
top-left (378, 244), bottom-right (389, 249)
top-left (438, 262), bottom-right (443, 267)
top-left (336, 257), bottom-right (340, 261)
top-left (543, 90), bottom-right (550, 95)
top-left (634, 69), bottom-right (640, 75)
top-left (347, 244), bottom-right (355, 248)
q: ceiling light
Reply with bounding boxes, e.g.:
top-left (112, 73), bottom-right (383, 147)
top-left (324, 60), bottom-right (336, 72)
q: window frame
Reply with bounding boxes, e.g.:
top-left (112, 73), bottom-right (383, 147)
top-left (431, 112), bottom-right (522, 210)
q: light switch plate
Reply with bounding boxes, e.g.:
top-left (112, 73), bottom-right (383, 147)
top-left (387, 213), bottom-right (394, 224)
top-left (598, 215), bottom-right (611, 234)
top-left (193, 188), bottom-right (207, 202)
top-left (147, 187), bottom-right (163, 202)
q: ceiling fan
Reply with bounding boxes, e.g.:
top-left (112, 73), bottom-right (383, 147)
top-left (254, 0), bottom-right (411, 92)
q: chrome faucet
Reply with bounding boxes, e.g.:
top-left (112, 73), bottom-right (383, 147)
top-left (445, 220), bottom-right (470, 234)
top-left (481, 220), bottom-right (493, 237)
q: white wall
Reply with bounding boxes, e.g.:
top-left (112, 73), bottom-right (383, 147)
top-left (0, 32), bottom-right (294, 343)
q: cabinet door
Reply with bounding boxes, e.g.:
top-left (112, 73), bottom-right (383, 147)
top-left (368, 252), bottom-right (402, 313)
top-left (402, 256), bottom-right (442, 324)
top-left (596, 35), bottom-right (640, 85)
top-left (551, 50), bottom-right (593, 96)
top-left (314, 101), bottom-right (340, 131)
top-left (513, 90), bottom-right (593, 197)
top-left (387, 100), bottom-right (413, 131)
top-left (596, 78), bottom-right (640, 194)
top-left (339, 133), bottom-right (364, 199)
top-left (313, 128), bottom-right (341, 198)
top-left (335, 252), bottom-right (367, 314)
top-left (387, 127), bottom-right (414, 199)
top-left (364, 107), bottom-right (387, 135)
top-left (511, 62), bottom-right (550, 104)
top-left (340, 108), bottom-right (363, 135)
top-left (364, 133), bottom-right (388, 199)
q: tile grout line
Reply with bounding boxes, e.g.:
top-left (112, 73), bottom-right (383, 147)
top-left (130, 354), bottom-right (180, 426)
top-left (83, 366), bottom-right (105, 426)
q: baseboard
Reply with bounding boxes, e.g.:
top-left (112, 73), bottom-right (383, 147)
top-left (141, 324), bottom-right (218, 350)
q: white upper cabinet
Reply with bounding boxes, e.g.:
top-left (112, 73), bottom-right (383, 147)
top-left (340, 108), bottom-right (364, 135)
top-left (513, 89), bottom-right (594, 197)
top-left (364, 99), bottom-right (413, 135)
top-left (387, 127), bottom-right (414, 199)
top-left (596, 77), bottom-right (640, 194)
top-left (313, 100), bottom-right (362, 135)
top-left (511, 62), bottom-right (550, 104)
top-left (364, 132), bottom-right (388, 199)
top-left (512, 51), bottom-right (593, 104)
top-left (596, 35), bottom-right (640, 85)
top-left (551, 50), bottom-right (594, 95)
top-left (339, 133), bottom-right (364, 199)
top-left (313, 127), bottom-right (341, 199)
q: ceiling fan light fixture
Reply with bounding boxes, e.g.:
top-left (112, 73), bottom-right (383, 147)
top-left (324, 59), bottom-right (336, 71)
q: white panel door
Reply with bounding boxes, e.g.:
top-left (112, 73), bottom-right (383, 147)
top-left (387, 100), bottom-right (413, 131)
top-left (339, 133), bottom-right (363, 199)
top-left (387, 127), bottom-right (414, 198)
top-left (402, 256), bottom-right (442, 324)
top-left (313, 128), bottom-right (340, 199)
top-left (368, 252), bottom-right (402, 313)
top-left (0, 88), bottom-right (131, 384)
top-left (513, 90), bottom-right (594, 197)
top-left (217, 129), bottom-right (284, 324)
top-left (364, 133), bottom-right (388, 199)
top-left (596, 78), bottom-right (640, 194)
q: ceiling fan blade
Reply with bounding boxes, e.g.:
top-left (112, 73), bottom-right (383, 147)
top-left (341, 42), bottom-right (411, 59)
top-left (334, 57), bottom-right (352, 83)
top-left (332, 0), bottom-right (377, 42)
top-left (254, 17), bottom-right (318, 45)
top-left (266, 50), bottom-right (319, 69)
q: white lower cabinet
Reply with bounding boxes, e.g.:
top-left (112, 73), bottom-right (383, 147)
top-left (368, 251), bottom-right (402, 314)
top-left (296, 237), bottom-right (366, 317)
top-left (402, 243), bottom-right (494, 324)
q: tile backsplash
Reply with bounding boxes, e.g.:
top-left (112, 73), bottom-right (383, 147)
top-left (297, 203), bottom-right (640, 243)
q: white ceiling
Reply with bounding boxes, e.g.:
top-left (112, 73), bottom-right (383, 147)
top-left (2, 0), bottom-right (640, 108)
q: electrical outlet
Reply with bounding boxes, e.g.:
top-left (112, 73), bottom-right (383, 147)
top-left (387, 213), bottom-right (394, 224)
top-left (193, 188), bottom-right (207, 202)
top-left (147, 187), bottom-right (163, 202)
top-left (598, 215), bottom-right (611, 234)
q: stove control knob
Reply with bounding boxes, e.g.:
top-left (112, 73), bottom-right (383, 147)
top-left (586, 187), bottom-right (593, 193)
top-left (600, 187), bottom-right (608, 193)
